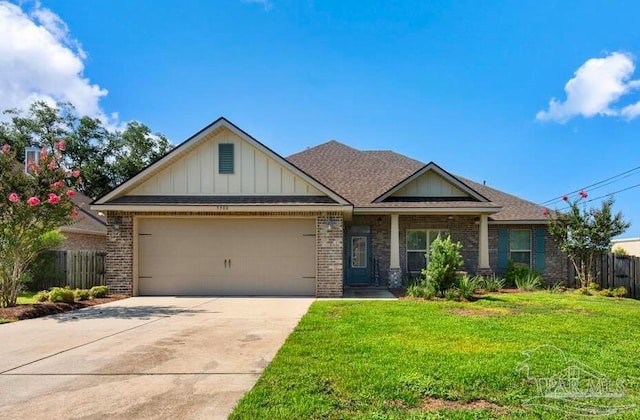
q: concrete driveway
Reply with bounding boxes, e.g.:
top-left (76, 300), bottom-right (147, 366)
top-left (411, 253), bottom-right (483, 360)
top-left (0, 297), bottom-right (314, 419)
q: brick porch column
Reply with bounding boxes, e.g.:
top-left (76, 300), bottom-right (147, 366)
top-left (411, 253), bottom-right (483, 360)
top-left (389, 213), bottom-right (402, 288)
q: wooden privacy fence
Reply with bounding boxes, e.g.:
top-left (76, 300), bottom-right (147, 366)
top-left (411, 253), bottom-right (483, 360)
top-left (566, 253), bottom-right (640, 299)
top-left (30, 250), bottom-right (107, 291)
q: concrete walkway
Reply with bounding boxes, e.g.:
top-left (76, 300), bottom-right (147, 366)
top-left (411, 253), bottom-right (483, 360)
top-left (0, 297), bottom-right (314, 419)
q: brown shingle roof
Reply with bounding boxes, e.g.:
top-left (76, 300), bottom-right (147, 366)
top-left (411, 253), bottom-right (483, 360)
top-left (62, 191), bottom-right (106, 235)
top-left (287, 141), bottom-right (547, 221)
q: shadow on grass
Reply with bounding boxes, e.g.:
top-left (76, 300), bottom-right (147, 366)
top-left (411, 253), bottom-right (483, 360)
top-left (475, 295), bottom-right (507, 302)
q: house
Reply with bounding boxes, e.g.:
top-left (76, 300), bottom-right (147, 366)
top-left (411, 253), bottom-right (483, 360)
top-left (611, 238), bottom-right (640, 257)
top-left (92, 118), bottom-right (566, 297)
top-left (59, 191), bottom-right (107, 251)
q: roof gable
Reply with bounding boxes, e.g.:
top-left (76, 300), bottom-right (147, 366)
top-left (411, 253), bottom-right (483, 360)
top-left (95, 118), bottom-right (349, 206)
top-left (374, 162), bottom-right (489, 203)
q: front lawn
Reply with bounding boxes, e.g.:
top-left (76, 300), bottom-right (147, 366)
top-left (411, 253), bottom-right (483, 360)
top-left (231, 292), bottom-right (640, 419)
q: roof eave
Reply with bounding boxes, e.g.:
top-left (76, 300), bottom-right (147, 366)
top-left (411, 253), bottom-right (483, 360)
top-left (91, 204), bottom-right (354, 213)
top-left (353, 206), bottom-right (502, 214)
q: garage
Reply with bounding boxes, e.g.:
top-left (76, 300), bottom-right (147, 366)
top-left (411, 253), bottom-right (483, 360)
top-left (137, 218), bottom-right (317, 296)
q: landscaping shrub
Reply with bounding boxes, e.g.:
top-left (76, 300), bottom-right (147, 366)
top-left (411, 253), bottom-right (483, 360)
top-left (589, 282), bottom-right (601, 292)
top-left (612, 287), bottom-right (628, 298)
top-left (34, 290), bottom-right (50, 302)
top-left (74, 288), bottom-right (91, 301)
top-left (503, 260), bottom-right (531, 287)
top-left (422, 236), bottom-right (463, 294)
top-left (599, 289), bottom-right (612, 297)
top-left (575, 287), bottom-right (591, 295)
top-left (457, 275), bottom-right (480, 300)
top-left (444, 288), bottom-right (458, 301)
top-left (90, 285), bottom-right (109, 298)
top-left (515, 273), bottom-right (542, 291)
top-left (48, 287), bottom-right (75, 303)
top-left (406, 282), bottom-right (437, 299)
top-left (548, 282), bottom-right (566, 294)
top-left (481, 274), bottom-right (505, 292)
top-left (612, 246), bottom-right (628, 256)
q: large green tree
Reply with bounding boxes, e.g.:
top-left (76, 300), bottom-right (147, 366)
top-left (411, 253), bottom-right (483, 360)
top-left (545, 192), bottom-right (630, 288)
top-left (0, 101), bottom-right (173, 199)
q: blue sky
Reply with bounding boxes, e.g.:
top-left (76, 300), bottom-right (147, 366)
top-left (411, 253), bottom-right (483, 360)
top-left (2, 0), bottom-right (640, 235)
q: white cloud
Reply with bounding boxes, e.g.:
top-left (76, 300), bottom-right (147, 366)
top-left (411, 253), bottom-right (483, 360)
top-left (536, 52), bottom-right (640, 123)
top-left (241, 0), bottom-right (273, 11)
top-left (0, 1), bottom-right (113, 124)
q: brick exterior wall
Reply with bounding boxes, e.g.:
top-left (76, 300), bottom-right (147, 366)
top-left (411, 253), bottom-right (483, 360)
top-left (106, 213), bottom-right (134, 295)
top-left (349, 215), bottom-right (568, 285)
top-left (316, 214), bottom-right (344, 297)
top-left (489, 224), bottom-right (567, 285)
top-left (58, 232), bottom-right (107, 251)
top-left (104, 210), bottom-right (345, 297)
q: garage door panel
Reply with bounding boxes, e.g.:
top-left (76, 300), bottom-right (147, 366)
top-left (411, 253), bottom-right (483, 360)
top-left (137, 218), bottom-right (317, 296)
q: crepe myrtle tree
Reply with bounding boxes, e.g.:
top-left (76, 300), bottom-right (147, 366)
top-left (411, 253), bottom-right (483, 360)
top-left (543, 191), bottom-right (629, 289)
top-left (0, 142), bottom-right (81, 307)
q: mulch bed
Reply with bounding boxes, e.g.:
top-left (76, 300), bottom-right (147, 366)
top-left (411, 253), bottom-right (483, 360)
top-left (0, 295), bottom-right (129, 322)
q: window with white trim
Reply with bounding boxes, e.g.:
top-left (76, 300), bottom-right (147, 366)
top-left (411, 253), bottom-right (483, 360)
top-left (406, 229), bottom-right (449, 274)
top-left (510, 229), bottom-right (531, 266)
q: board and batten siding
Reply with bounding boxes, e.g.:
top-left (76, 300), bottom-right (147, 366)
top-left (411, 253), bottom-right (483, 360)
top-left (130, 128), bottom-right (323, 196)
top-left (392, 171), bottom-right (468, 198)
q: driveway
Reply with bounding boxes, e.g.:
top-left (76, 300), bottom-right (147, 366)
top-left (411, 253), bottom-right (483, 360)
top-left (0, 297), bottom-right (314, 419)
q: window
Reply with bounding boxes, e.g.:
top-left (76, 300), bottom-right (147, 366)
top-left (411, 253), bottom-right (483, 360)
top-left (406, 229), bottom-right (449, 274)
top-left (218, 143), bottom-right (234, 174)
top-left (351, 237), bottom-right (367, 268)
top-left (510, 229), bottom-right (531, 266)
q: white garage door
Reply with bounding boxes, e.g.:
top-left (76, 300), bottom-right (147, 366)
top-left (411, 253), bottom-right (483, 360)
top-left (137, 218), bottom-right (316, 296)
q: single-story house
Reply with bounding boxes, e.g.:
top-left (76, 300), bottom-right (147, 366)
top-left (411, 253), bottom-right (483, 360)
top-left (92, 118), bottom-right (566, 297)
top-left (59, 191), bottom-right (107, 251)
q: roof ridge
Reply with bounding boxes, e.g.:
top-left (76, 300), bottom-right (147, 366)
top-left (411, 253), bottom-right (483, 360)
top-left (287, 140), bottom-right (359, 159)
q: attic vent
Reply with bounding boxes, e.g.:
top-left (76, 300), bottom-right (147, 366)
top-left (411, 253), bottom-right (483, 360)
top-left (218, 143), bottom-right (234, 174)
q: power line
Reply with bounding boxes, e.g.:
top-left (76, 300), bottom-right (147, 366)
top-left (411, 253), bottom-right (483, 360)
top-left (555, 181), bottom-right (640, 211)
top-left (540, 165), bottom-right (640, 205)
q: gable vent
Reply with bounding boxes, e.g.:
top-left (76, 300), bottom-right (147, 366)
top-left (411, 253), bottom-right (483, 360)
top-left (218, 143), bottom-right (234, 174)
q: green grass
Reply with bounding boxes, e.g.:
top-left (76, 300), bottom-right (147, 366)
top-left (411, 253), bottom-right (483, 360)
top-left (16, 291), bottom-right (37, 304)
top-left (231, 292), bottom-right (640, 419)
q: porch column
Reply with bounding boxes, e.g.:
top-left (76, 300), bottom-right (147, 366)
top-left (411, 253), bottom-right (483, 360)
top-left (478, 214), bottom-right (490, 272)
top-left (389, 213), bottom-right (402, 288)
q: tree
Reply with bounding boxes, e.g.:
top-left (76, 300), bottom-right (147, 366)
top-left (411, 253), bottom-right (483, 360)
top-left (0, 101), bottom-right (173, 199)
top-left (545, 192), bottom-right (630, 288)
top-left (0, 143), bottom-right (81, 307)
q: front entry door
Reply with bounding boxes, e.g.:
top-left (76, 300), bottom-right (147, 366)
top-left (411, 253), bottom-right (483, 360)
top-left (346, 226), bottom-right (372, 285)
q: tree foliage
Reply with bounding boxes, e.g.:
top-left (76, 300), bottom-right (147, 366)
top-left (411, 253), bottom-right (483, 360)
top-left (0, 143), bottom-right (81, 307)
top-left (0, 101), bottom-right (173, 199)
top-left (545, 194), bottom-right (630, 288)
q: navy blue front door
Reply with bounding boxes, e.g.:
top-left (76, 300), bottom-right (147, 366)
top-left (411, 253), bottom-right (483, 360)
top-left (346, 226), bottom-right (372, 285)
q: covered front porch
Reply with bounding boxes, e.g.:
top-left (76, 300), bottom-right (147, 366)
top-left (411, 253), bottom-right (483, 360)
top-left (344, 213), bottom-right (494, 288)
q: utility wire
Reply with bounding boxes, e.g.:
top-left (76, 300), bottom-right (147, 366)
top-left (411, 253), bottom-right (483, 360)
top-left (540, 165), bottom-right (640, 205)
top-left (555, 181), bottom-right (640, 211)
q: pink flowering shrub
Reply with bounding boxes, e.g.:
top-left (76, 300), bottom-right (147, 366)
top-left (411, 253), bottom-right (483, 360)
top-left (0, 143), bottom-right (81, 307)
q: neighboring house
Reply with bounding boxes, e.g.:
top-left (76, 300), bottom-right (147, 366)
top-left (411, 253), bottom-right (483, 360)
top-left (611, 238), bottom-right (640, 257)
top-left (92, 117), bottom-right (565, 297)
top-left (59, 191), bottom-right (107, 251)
